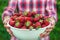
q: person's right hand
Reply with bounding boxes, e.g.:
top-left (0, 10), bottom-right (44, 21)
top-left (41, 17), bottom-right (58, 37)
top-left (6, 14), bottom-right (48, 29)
top-left (3, 16), bottom-right (14, 37)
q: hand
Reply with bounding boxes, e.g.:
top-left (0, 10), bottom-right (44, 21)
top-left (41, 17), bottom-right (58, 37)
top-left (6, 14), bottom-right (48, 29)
top-left (3, 16), bottom-right (14, 37)
top-left (40, 17), bottom-right (55, 38)
top-left (40, 24), bottom-right (55, 38)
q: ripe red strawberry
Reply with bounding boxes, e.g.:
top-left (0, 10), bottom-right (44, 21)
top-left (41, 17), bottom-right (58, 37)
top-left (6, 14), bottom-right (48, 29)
top-left (32, 12), bottom-right (37, 16)
top-left (15, 22), bottom-right (22, 28)
top-left (20, 15), bottom-right (25, 17)
top-left (18, 16), bottom-right (25, 23)
top-left (27, 12), bottom-right (32, 17)
top-left (35, 22), bottom-right (41, 29)
top-left (41, 24), bottom-right (46, 28)
top-left (39, 14), bottom-right (43, 19)
top-left (43, 20), bottom-right (49, 26)
top-left (25, 17), bottom-right (33, 22)
top-left (34, 17), bottom-right (40, 22)
top-left (11, 15), bottom-right (17, 20)
top-left (10, 17), bottom-right (14, 21)
top-left (15, 17), bottom-right (19, 21)
top-left (32, 24), bottom-right (36, 28)
top-left (9, 20), bottom-right (15, 26)
top-left (10, 16), bottom-right (15, 20)
top-left (21, 26), bottom-right (26, 29)
top-left (14, 15), bottom-right (17, 18)
top-left (25, 21), bottom-right (32, 27)
top-left (25, 17), bottom-right (28, 21)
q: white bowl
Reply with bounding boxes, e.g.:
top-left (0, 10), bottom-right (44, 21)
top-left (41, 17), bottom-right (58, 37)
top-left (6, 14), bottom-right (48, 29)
top-left (7, 22), bottom-right (51, 40)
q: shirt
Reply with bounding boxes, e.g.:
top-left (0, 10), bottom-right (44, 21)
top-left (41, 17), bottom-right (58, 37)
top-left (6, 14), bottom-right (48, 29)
top-left (2, 0), bottom-right (57, 21)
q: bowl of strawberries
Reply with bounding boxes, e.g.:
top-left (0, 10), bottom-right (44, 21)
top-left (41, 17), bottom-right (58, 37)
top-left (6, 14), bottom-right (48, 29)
top-left (7, 11), bottom-right (51, 40)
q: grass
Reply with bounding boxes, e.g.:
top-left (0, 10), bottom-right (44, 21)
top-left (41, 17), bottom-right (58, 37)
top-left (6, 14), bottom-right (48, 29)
top-left (0, 0), bottom-right (60, 40)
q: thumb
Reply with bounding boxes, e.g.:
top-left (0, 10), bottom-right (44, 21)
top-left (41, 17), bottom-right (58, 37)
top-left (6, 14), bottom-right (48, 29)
top-left (7, 29), bottom-right (14, 37)
top-left (4, 25), bottom-right (10, 29)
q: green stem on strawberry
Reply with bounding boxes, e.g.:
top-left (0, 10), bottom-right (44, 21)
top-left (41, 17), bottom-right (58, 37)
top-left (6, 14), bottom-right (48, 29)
top-left (35, 14), bottom-right (40, 18)
top-left (39, 19), bottom-right (43, 23)
top-left (23, 11), bottom-right (28, 16)
top-left (15, 22), bottom-right (20, 27)
top-left (36, 26), bottom-right (41, 30)
top-left (29, 26), bottom-right (34, 30)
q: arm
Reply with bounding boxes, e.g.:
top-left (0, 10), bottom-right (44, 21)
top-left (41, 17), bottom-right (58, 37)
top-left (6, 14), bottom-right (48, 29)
top-left (40, 0), bottom-right (57, 38)
top-left (2, 0), bottom-right (17, 20)
top-left (46, 0), bottom-right (57, 22)
top-left (45, 0), bottom-right (57, 29)
top-left (2, 0), bottom-right (17, 37)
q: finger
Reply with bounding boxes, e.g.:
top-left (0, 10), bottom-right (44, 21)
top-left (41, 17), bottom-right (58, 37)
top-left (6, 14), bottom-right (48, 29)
top-left (40, 33), bottom-right (44, 38)
top-left (40, 31), bottom-right (50, 38)
top-left (7, 29), bottom-right (14, 37)
top-left (40, 32), bottom-right (46, 38)
top-left (4, 25), bottom-right (10, 29)
top-left (3, 17), bottom-right (10, 25)
top-left (49, 27), bottom-right (54, 29)
top-left (43, 32), bottom-right (50, 37)
top-left (3, 21), bottom-right (7, 25)
top-left (45, 28), bottom-right (53, 32)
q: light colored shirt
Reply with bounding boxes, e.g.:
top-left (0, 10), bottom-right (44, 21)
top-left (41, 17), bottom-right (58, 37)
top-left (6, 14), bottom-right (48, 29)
top-left (2, 0), bottom-right (57, 21)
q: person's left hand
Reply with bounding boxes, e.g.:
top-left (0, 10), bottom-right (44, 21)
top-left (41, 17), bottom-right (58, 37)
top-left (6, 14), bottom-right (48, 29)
top-left (40, 17), bottom-right (56, 38)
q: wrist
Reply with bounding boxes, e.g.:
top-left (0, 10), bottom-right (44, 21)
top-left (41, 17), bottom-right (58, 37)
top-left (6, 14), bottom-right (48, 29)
top-left (3, 16), bottom-right (10, 25)
top-left (4, 16), bottom-right (10, 20)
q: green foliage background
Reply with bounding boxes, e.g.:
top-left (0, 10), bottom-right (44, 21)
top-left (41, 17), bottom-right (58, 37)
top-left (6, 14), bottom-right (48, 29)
top-left (0, 0), bottom-right (60, 40)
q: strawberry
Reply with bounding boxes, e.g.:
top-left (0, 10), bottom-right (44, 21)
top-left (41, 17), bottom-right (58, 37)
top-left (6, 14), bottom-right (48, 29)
top-left (25, 21), bottom-right (32, 27)
top-left (21, 26), bottom-right (26, 29)
top-left (35, 22), bottom-right (41, 27)
top-left (32, 12), bottom-right (37, 16)
top-left (18, 16), bottom-right (25, 23)
top-left (10, 16), bottom-right (15, 20)
top-left (13, 16), bottom-right (18, 20)
top-left (9, 20), bottom-right (15, 26)
top-left (11, 15), bottom-right (17, 20)
top-left (41, 24), bottom-right (46, 28)
top-left (43, 20), bottom-right (49, 26)
top-left (15, 17), bottom-right (19, 21)
top-left (34, 17), bottom-right (40, 22)
top-left (10, 17), bottom-right (14, 21)
top-left (32, 24), bottom-right (36, 28)
top-left (20, 15), bottom-right (25, 17)
top-left (35, 22), bottom-right (41, 29)
top-left (39, 14), bottom-right (43, 19)
top-left (27, 12), bottom-right (32, 17)
top-left (25, 17), bottom-right (33, 22)
top-left (25, 17), bottom-right (28, 21)
top-left (15, 22), bottom-right (22, 28)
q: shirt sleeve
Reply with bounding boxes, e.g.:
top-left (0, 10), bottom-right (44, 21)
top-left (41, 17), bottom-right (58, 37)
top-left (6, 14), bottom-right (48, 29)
top-left (46, 0), bottom-right (57, 22)
top-left (2, 0), bottom-right (17, 20)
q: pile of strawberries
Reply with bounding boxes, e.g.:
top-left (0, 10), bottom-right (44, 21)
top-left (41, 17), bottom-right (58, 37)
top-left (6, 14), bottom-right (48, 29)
top-left (9, 11), bottom-right (50, 30)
